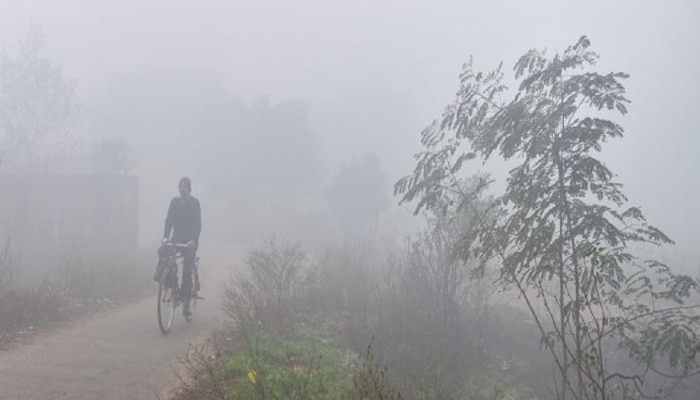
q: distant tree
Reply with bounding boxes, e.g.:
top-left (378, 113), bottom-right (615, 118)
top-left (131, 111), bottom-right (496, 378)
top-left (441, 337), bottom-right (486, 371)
top-left (396, 36), bottom-right (700, 400)
top-left (327, 153), bottom-right (389, 238)
top-left (0, 237), bottom-right (14, 291)
top-left (88, 72), bottom-right (327, 242)
top-left (92, 139), bottom-right (135, 175)
top-left (0, 25), bottom-right (79, 165)
top-left (197, 98), bottom-right (324, 220)
top-left (243, 98), bottom-right (322, 198)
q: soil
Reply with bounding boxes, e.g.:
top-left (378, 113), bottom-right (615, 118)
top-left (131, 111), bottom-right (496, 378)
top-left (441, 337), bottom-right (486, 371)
top-left (0, 258), bottom-right (232, 400)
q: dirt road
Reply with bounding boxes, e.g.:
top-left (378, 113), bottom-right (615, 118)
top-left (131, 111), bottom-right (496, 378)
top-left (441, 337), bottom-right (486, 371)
top-left (0, 255), bottom-right (235, 400)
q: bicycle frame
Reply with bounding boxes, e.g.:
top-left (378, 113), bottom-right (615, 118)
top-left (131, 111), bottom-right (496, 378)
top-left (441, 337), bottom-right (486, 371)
top-left (160, 242), bottom-right (198, 286)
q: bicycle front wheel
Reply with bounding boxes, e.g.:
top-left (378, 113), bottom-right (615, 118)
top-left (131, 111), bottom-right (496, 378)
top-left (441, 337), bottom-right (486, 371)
top-left (186, 266), bottom-right (200, 322)
top-left (157, 275), bottom-right (176, 334)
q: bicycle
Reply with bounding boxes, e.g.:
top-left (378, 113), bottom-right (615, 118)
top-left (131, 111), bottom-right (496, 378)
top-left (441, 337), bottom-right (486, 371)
top-left (156, 242), bottom-right (201, 334)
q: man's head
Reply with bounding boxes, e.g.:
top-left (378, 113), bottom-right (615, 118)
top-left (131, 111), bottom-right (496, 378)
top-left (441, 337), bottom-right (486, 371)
top-left (178, 177), bottom-right (192, 199)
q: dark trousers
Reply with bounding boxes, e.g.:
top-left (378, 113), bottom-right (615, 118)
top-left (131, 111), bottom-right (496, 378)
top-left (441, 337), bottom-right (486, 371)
top-left (180, 247), bottom-right (196, 307)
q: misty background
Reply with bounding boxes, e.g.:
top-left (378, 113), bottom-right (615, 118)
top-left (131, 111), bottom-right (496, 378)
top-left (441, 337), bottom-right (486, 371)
top-left (0, 0), bottom-right (697, 273)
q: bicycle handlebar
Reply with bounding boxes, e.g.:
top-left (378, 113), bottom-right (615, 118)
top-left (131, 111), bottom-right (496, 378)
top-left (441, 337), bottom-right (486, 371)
top-left (161, 242), bottom-right (193, 249)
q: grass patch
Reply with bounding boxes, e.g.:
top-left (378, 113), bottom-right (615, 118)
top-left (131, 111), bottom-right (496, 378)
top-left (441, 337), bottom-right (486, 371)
top-left (0, 281), bottom-right (70, 345)
top-left (168, 312), bottom-right (403, 400)
top-left (217, 328), bottom-right (356, 400)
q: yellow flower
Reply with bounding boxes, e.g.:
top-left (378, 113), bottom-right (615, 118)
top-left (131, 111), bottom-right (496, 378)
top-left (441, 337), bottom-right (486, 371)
top-left (247, 370), bottom-right (257, 385)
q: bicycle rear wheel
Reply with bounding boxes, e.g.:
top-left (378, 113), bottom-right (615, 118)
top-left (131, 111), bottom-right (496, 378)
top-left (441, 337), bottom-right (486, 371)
top-left (157, 275), bottom-right (177, 334)
top-left (185, 295), bottom-right (196, 322)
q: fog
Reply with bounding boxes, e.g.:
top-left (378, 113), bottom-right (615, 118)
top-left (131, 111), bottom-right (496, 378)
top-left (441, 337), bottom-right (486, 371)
top-left (1, 1), bottom-right (700, 398)
top-left (1, 0), bottom-right (697, 268)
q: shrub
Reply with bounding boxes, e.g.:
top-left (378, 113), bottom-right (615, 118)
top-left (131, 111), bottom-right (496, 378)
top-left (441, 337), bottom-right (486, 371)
top-left (222, 238), bottom-right (313, 334)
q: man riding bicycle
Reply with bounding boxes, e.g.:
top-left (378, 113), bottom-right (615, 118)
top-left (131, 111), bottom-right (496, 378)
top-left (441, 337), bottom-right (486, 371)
top-left (160, 176), bottom-right (201, 319)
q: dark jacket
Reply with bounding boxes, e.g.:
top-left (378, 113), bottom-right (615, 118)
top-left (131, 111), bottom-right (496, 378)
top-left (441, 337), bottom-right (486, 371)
top-left (164, 195), bottom-right (201, 245)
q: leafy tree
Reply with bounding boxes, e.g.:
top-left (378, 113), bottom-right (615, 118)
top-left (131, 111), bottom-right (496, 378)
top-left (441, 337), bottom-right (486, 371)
top-left (396, 36), bottom-right (700, 399)
top-left (0, 25), bottom-right (79, 165)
